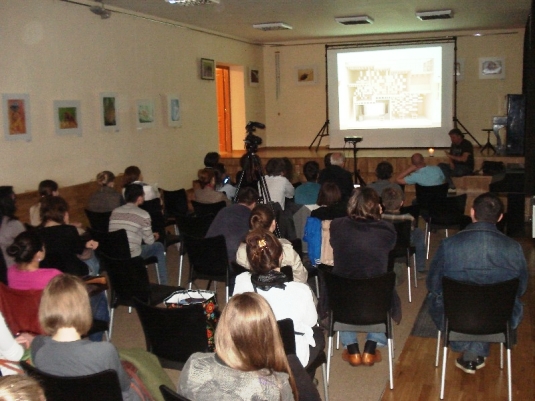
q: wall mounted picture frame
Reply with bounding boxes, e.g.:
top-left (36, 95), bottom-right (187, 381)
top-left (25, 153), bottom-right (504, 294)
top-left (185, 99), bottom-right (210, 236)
top-left (295, 65), bottom-right (318, 85)
top-left (54, 100), bottom-right (82, 136)
top-left (166, 94), bottom-right (181, 127)
top-left (99, 92), bottom-right (119, 132)
top-left (2, 93), bottom-right (31, 141)
top-left (249, 67), bottom-right (260, 87)
top-left (479, 57), bottom-right (505, 80)
top-left (136, 99), bottom-right (155, 129)
top-left (201, 58), bottom-right (215, 80)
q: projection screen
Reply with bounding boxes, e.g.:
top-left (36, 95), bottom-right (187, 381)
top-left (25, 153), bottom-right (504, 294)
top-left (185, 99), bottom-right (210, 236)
top-left (327, 41), bottom-right (456, 148)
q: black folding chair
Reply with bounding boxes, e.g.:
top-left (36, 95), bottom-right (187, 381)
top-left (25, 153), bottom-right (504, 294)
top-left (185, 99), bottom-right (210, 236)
top-left (21, 361), bottom-right (122, 401)
top-left (191, 200), bottom-right (226, 217)
top-left (388, 220), bottom-right (417, 302)
top-left (84, 209), bottom-right (112, 233)
top-left (438, 277), bottom-right (519, 400)
top-left (160, 385), bottom-right (192, 401)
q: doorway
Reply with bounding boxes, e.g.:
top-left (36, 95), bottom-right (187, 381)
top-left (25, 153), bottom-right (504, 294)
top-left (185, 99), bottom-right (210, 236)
top-left (216, 66), bottom-right (232, 153)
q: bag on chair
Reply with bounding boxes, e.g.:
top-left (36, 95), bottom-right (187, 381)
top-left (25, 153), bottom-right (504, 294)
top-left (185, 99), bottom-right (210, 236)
top-left (164, 290), bottom-right (219, 352)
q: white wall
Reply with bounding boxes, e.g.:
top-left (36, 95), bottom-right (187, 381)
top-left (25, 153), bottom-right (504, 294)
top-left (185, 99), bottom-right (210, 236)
top-left (0, 0), bottom-right (264, 192)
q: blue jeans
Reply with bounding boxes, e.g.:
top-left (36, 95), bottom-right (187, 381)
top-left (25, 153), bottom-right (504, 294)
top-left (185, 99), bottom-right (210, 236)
top-left (438, 162), bottom-right (473, 188)
top-left (83, 252), bottom-right (101, 275)
top-left (88, 292), bottom-right (110, 342)
top-left (141, 242), bottom-right (167, 284)
top-left (411, 227), bottom-right (426, 272)
top-left (340, 331), bottom-right (387, 348)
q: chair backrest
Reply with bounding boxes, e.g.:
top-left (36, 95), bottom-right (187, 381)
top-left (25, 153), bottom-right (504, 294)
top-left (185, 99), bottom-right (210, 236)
top-left (160, 385), bottom-right (192, 401)
top-left (442, 276), bottom-right (519, 335)
top-left (140, 198), bottom-right (166, 235)
top-left (322, 269), bottom-right (396, 326)
top-left (162, 189), bottom-right (188, 218)
top-left (90, 228), bottom-right (131, 260)
top-left (277, 318), bottom-right (297, 355)
top-left (0, 283), bottom-right (44, 335)
top-left (84, 209), bottom-right (112, 233)
top-left (191, 200), bottom-right (226, 217)
top-left (133, 298), bottom-right (208, 363)
top-left (415, 183), bottom-right (449, 210)
top-left (176, 214), bottom-right (214, 239)
top-left (21, 361), bottom-right (123, 401)
top-left (102, 255), bottom-right (152, 306)
top-left (387, 220), bottom-right (412, 268)
top-left (0, 247), bottom-right (7, 285)
top-left (183, 235), bottom-right (229, 278)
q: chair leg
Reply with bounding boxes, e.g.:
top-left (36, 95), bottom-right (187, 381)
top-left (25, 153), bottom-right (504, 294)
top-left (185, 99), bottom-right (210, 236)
top-left (225, 285), bottom-right (229, 304)
top-left (153, 262), bottom-right (161, 285)
top-left (336, 332), bottom-right (340, 350)
top-left (322, 362), bottom-right (329, 399)
top-left (507, 348), bottom-right (512, 401)
top-left (500, 343), bottom-right (504, 370)
top-left (388, 338), bottom-right (394, 389)
top-left (435, 330), bottom-right (441, 367)
top-left (440, 346), bottom-right (448, 399)
top-left (315, 276), bottom-right (320, 298)
top-left (413, 254), bottom-right (417, 288)
top-left (109, 307), bottom-right (115, 340)
top-left (326, 336), bottom-right (333, 385)
top-left (407, 264), bottom-right (412, 303)
top-left (426, 230), bottom-right (431, 259)
top-left (177, 252), bottom-right (184, 287)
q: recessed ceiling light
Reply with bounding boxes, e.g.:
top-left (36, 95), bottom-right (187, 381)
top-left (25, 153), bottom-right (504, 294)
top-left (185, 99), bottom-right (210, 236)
top-left (335, 16), bottom-right (374, 25)
top-left (416, 10), bottom-right (453, 21)
top-left (252, 22), bottom-right (293, 31)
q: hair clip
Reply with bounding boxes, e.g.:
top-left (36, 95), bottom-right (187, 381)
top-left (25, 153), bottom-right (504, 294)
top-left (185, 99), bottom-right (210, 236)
top-left (258, 239), bottom-right (267, 248)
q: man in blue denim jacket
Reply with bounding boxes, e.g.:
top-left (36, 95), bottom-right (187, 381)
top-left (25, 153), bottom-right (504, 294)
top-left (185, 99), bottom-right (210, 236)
top-left (426, 192), bottom-right (527, 374)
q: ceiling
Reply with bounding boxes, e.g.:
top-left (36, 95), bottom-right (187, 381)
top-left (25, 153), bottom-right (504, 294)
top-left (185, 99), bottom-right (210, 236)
top-left (97, 0), bottom-right (531, 44)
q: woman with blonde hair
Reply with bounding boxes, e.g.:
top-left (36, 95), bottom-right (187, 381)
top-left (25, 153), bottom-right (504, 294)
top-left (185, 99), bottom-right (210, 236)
top-left (31, 274), bottom-right (142, 401)
top-left (234, 230), bottom-right (321, 369)
top-left (235, 204), bottom-right (308, 283)
top-left (87, 170), bottom-right (123, 213)
top-left (179, 292), bottom-right (297, 401)
top-left (194, 168), bottom-right (230, 206)
top-left (0, 375), bottom-right (45, 401)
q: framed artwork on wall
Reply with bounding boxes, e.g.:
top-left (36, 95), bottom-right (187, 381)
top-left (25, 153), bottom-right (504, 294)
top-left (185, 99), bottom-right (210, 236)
top-left (136, 99), bottom-right (155, 129)
top-left (166, 94), bottom-right (181, 127)
top-left (249, 67), bottom-right (260, 86)
top-left (2, 93), bottom-right (31, 141)
top-left (295, 65), bottom-right (318, 85)
top-left (100, 92), bottom-right (119, 132)
top-left (54, 100), bottom-right (82, 136)
top-left (479, 57), bottom-right (505, 80)
top-left (201, 58), bottom-right (215, 80)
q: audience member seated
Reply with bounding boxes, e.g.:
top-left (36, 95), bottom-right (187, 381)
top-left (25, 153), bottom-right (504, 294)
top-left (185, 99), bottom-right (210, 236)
top-left (203, 151), bottom-right (220, 169)
top-left (0, 186), bottom-right (25, 268)
top-left (235, 153), bottom-right (261, 190)
top-left (396, 153), bottom-right (445, 187)
top-left (28, 180), bottom-right (59, 227)
top-left (330, 187), bottom-right (400, 367)
top-left (214, 163), bottom-right (236, 201)
top-left (38, 196), bottom-right (99, 277)
top-left (310, 182), bottom-right (346, 221)
top-left (122, 165), bottom-right (159, 201)
top-left (438, 128), bottom-right (475, 191)
top-left (179, 292), bottom-right (297, 401)
top-left (194, 168), bottom-right (231, 206)
top-left (294, 161), bottom-right (321, 206)
top-left (367, 161), bottom-right (403, 198)
top-left (109, 184), bottom-right (168, 284)
top-left (205, 187), bottom-right (258, 262)
top-left (282, 157), bottom-right (295, 184)
top-left (0, 311), bottom-right (34, 376)
top-left (263, 158), bottom-right (295, 211)
top-left (86, 171), bottom-right (123, 213)
top-left (31, 275), bottom-right (142, 401)
top-left (0, 375), bottom-right (45, 400)
top-left (7, 231), bottom-right (62, 290)
top-left (234, 230), bottom-right (322, 368)
top-left (323, 153), bottom-right (332, 168)
top-left (318, 152), bottom-right (354, 201)
top-left (381, 187), bottom-right (426, 273)
top-left (236, 204), bottom-right (308, 284)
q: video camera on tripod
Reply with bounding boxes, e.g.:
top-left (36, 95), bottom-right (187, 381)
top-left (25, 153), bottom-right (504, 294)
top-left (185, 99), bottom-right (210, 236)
top-left (244, 121), bottom-right (265, 153)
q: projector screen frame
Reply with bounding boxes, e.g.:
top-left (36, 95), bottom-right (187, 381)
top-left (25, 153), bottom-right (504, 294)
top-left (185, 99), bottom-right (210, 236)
top-left (325, 37), bottom-right (464, 149)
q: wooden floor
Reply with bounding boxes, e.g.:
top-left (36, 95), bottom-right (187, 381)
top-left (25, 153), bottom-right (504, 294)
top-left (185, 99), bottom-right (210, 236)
top-left (381, 233), bottom-right (535, 401)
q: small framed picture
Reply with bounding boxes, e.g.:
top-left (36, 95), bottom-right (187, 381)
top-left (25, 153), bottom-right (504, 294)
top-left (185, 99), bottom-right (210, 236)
top-left (201, 58), bottom-right (215, 80)
top-left (2, 93), bottom-right (31, 141)
top-left (54, 100), bottom-right (82, 136)
top-left (249, 67), bottom-right (260, 87)
top-left (295, 65), bottom-right (318, 85)
top-left (136, 99), bottom-right (155, 129)
top-left (99, 92), bottom-right (119, 132)
top-left (166, 94), bottom-right (181, 127)
top-left (479, 57), bottom-right (505, 80)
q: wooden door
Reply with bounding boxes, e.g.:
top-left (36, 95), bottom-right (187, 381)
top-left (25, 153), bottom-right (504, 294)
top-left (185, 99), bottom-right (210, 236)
top-left (216, 66), bottom-right (232, 153)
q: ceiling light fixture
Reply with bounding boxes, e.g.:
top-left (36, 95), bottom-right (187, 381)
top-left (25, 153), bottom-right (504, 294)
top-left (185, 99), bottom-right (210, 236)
top-left (416, 10), bottom-right (453, 21)
top-left (335, 16), bottom-right (374, 25)
top-left (165, 0), bottom-right (220, 5)
top-left (252, 22), bottom-right (293, 31)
